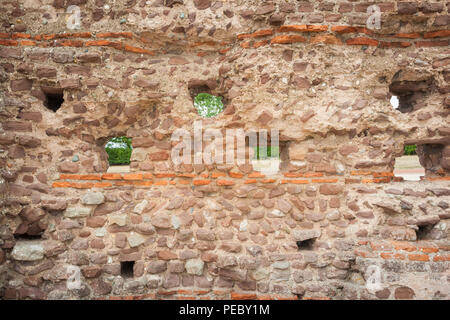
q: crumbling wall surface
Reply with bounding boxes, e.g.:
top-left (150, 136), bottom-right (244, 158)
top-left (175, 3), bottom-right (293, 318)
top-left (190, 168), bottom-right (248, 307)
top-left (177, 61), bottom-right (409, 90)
top-left (0, 1), bottom-right (449, 300)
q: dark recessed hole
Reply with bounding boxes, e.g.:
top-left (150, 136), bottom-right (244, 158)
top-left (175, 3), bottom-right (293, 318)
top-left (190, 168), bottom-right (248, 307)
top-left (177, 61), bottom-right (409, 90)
top-left (416, 225), bottom-right (434, 240)
top-left (389, 71), bottom-right (434, 114)
top-left (357, 129), bottom-right (369, 138)
top-left (14, 233), bottom-right (42, 240)
top-left (120, 261), bottom-right (135, 278)
top-left (296, 239), bottom-right (315, 250)
top-left (189, 84), bottom-right (211, 99)
top-left (188, 79), bottom-right (218, 100)
top-left (296, 293), bottom-right (305, 300)
top-left (417, 144), bottom-right (444, 175)
top-left (42, 87), bottom-right (64, 112)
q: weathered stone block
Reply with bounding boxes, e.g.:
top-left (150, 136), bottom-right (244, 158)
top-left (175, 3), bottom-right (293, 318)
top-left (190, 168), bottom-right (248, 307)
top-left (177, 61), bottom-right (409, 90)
top-left (127, 232), bottom-right (145, 248)
top-left (292, 229), bottom-right (321, 242)
top-left (81, 192), bottom-right (105, 205)
top-left (108, 214), bottom-right (128, 227)
top-left (185, 259), bottom-right (204, 275)
top-left (65, 207), bottom-right (92, 219)
top-left (12, 242), bottom-right (44, 261)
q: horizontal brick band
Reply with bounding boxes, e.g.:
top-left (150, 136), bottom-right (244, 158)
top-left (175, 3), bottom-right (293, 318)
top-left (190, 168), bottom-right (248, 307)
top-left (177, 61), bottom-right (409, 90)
top-left (92, 291), bottom-right (301, 300)
top-left (0, 32), bottom-right (159, 56)
top-left (236, 25), bottom-right (449, 49)
top-left (51, 171), bottom-right (440, 189)
top-left (425, 176), bottom-right (450, 181)
top-left (355, 240), bottom-right (443, 262)
top-left (0, 26), bottom-right (448, 55)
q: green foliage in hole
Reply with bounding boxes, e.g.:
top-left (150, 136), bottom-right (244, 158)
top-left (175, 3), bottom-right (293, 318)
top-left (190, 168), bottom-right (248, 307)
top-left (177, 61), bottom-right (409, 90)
top-left (253, 146), bottom-right (280, 160)
top-left (194, 93), bottom-right (224, 118)
top-left (404, 145), bottom-right (417, 155)
top-left (105, 137), bottom-right (133, 165)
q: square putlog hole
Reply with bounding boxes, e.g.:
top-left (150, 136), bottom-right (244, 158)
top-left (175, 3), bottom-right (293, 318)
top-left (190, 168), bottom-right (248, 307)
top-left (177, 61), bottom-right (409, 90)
top-left (296, 239), bottom-right (315, 250)
top-left (42, 87), bottom-right (64, 112)
top-left (416, 225), bottom-right (434, 240)
top-left (120, 261), bottom-right (135, 278)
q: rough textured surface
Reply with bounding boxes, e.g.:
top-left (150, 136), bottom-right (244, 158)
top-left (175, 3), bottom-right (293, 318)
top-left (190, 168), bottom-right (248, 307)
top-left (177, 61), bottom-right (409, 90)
top-left (0, 0), bottom-right (449, 300)
top-left (10, 241), bottom-right (44, 261)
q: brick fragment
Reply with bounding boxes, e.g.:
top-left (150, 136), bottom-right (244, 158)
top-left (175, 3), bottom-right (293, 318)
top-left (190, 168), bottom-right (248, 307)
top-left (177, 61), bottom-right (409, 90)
top-left (279, 25), bottom-right (328, 33)
top-left (346, 37), bottom-right (379, 46)
top-left (271, 35), bottom-right (306, 44)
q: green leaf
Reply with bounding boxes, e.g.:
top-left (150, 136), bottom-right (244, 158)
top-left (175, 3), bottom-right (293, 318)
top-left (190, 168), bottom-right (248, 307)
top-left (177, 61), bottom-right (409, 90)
top-left (404, 145), bottom-right (417, 155)
top-left (194, 93), bottom-right (224, 118)
top-left (253, 146), bottom-right (280, 160)
top-left (105, 136), bottom-right (133, 165)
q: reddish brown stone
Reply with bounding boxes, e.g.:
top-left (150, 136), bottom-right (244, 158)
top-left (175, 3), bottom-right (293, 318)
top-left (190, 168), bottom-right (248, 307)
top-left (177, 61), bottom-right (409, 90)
top-left (168, 57), bottom-right (189, 65)
top-left (256, 111), bottom-right (273, 125)
top-left (420, 3), bottom-right (444, 13)
top-left (90, 239), bottom-right (105, 249)
top-left (41, 200), bottom-right (67, 211)
top-left (0, 47), bottom-right (23, 59)
top-left (82, 265), bottom-right (102, 278)
top-left (298, 1), bottom-right (314, 12)
top-left (256, 4), bottom-right (275, 15)
top-left (292, 76), bottom-right (311, 89)
top-left (73, 103), bottom-right (87, 113)
top-left (18, 136), bottom-right (41, 148)
top-left (398, 2), bottom-right (418, 14)
top-left (91, 278), bottom-right (112, 295)
top-left (18, 112), bottom-right (42, 122)
top-left (58, 162), bottom-right (79, 173)
top-left (394, 286), bottom-right (415, 299)
top-left (149, 151), bottom-right (169, 161)
top-left (3, 121), bottom-right (32, 132)
top-left (339, 145), bottom-right (358, 156)
top-left (59, 79), bottom-right (81, 89)
top-left (319, 184), bottom-right (344, 195)
top-left (158, 250), bottom-right (178, 260)
top-left (115, 234), bottom-right (127, 248)
top-left (0, 133), bottom-right (15, 145)
top-left (86, 217), bottom-right (106, 228)
top-left (36, 67), bottom-right (57, 78)
top-left (77, 53), bottom-right (101, 63)
top-left (433, 15), bottom-right (450, 27)
top-left (193, 0), bottom-right (211, 10)
top-left (0, 249), bottom-right (5, 264)
top-left (10, 79), bottom-right (32, 91)
top-left (8, 145), bottom-right (25, 158)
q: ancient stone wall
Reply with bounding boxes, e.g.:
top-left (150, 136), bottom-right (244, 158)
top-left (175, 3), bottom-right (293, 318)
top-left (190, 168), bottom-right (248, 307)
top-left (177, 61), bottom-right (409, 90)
top-left (0, 0), bottom-right (449, 300)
